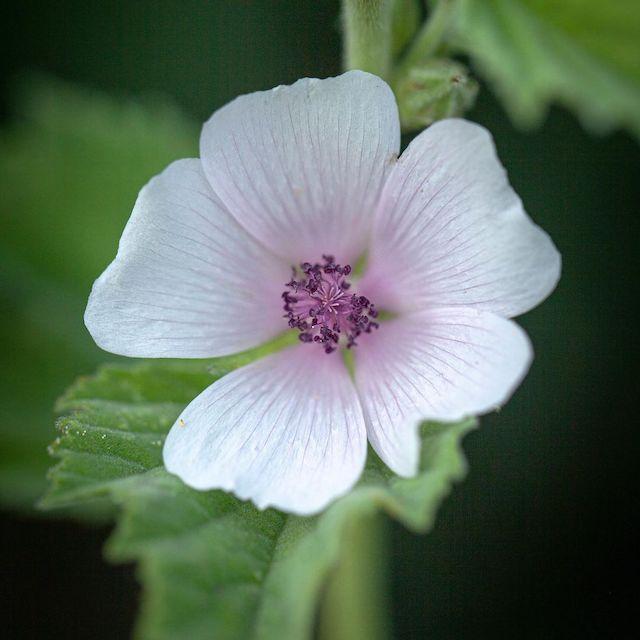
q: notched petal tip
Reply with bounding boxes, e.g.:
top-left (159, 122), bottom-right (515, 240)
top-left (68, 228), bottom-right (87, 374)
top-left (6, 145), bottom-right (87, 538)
top-left (354, 309), bottom-right (533, 476)
top-left (366, 117), bottom-right (562, 317)
top-left (162, 346), bottom-right (367, 516)
top-left (199, 70), bottom-right (400, 265)
top-left (82, 158), bottom-right (288, 359)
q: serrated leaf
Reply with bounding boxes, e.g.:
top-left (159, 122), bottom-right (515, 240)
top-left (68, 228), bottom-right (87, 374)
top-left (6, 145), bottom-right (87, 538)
top-left (0, 76), bottom-right (198, 511)
top-left (451, 0), bottom-right (640, 137)
top-left (41, 359), bottom-right (476, 640)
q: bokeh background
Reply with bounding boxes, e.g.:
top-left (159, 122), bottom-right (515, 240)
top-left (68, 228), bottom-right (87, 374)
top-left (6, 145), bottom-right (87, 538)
top-left (1, 1), bottom-right (638, 638)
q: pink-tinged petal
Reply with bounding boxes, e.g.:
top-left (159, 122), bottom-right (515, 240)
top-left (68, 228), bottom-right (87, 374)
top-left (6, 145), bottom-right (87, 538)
top-left (200, 70), bottom-right (400, 264)
top-left (361, 119), bottom-right (560, 317)
top-left (163, 346), bottom-right (367, 515)
top-left (85, 159), bottom-right (289, 358)
top-left (354, 307), bottom-right (532, 476)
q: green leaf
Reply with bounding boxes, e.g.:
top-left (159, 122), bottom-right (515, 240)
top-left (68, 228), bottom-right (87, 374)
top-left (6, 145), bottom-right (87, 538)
top-left (0, 76), bottom-right (198, 511)
top-left (41, 359), bottom-right (476, 640)
top-left (451, 0), bottom-right (640, 137)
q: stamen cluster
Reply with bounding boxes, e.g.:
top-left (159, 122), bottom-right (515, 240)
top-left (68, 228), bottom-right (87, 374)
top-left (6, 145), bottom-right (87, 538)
top-left (282, 255), bottom-right (379, 353)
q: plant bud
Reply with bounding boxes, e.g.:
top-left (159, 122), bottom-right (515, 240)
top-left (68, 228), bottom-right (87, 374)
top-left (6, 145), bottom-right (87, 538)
top-left (395, 59), bottom-right (478, 131)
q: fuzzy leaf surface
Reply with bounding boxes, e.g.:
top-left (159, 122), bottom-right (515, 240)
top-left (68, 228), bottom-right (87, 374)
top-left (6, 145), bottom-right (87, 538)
top-left (0, 77), bottom-right (197, 511)
top-left (452, 0), bottom-right (640, 137)
top-left (42, 359), bottom-right (476, 640)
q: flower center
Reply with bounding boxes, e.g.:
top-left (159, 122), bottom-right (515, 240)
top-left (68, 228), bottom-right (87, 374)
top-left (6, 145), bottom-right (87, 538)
top-left (282, 255), bottom-right (379, 354)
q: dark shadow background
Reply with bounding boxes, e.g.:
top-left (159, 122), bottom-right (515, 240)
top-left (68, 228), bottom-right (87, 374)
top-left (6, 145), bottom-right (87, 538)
top-left (1, 1), bottom-right (638, 638)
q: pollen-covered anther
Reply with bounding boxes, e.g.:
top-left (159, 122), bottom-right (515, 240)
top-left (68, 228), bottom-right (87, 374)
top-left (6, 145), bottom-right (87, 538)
top-left (282, 255), bottom-right (379, 353)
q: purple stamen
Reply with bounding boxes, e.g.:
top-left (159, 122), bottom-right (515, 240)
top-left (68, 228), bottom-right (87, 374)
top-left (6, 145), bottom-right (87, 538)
top-left (282, 255), bottom-right (379, 354)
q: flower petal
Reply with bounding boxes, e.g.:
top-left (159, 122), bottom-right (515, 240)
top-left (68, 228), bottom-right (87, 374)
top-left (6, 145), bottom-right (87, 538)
top-left (200, 70), bottom-right (400, 264)
top-left (163, 346), bottom-right (367, 515)
top-left (85, 159), bottom-right (289, 358)
top-left (360, 119), bottom-right (561, 317)
top-left (354, 307), bottom-right (532, 476)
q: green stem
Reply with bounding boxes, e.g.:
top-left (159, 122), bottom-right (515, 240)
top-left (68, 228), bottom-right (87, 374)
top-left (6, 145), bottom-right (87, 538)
top-left (394, 0), bottom-right (456, 81)
top-left (318, 513), bottom-right (390, 640)
top-left (342, 0), bottom-right (395, 79)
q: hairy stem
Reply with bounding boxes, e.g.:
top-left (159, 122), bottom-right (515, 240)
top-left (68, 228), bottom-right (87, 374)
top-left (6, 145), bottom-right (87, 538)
top-left (342, 0), bottom-right (395, 79)
top-left (318, 513), bottom-right (390, 640)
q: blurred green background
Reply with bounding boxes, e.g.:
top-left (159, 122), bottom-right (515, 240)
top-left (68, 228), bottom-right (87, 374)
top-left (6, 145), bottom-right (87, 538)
top-left (0, 1), bottom-right (638, 638)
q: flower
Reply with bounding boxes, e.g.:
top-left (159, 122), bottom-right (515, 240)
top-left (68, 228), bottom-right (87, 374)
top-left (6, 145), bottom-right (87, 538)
top-left (85, 71), bottom-right (560, 515)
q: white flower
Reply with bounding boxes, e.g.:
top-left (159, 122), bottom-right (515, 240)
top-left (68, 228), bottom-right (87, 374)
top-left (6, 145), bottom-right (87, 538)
top-left (85, 71), bottom-right (561, 515)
